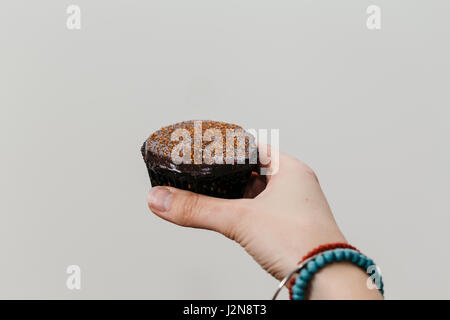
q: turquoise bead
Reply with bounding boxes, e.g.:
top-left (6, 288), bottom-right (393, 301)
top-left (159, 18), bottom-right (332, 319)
top-left (295, 277), bottom-right (307, 288)
top-left (315, 255), bottom-right (326, 268)
top-left (292, 285), bottom-right (304, 296)
top-left (323, 251), bottom-right (334, 263)
top-left (300, 269), bottom-right (311, 281)
top-left (343, 248), bottom-right (353, 261)
top-left (334, 248), bottom-right (344, 261)
top-left (365, 259), bottom-right (374, 271)
top-left (357, 255), bottom-right (367, 268)
top-left (293, 293), bottom-right (305, 300)
top-left (307, 261), bottom-right (318, 273)
top-left (351, 252), bottom-right (360, 264)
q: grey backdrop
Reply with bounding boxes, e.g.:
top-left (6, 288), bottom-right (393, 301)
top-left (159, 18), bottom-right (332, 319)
top-left (1, 1), bottom-right (449, 299)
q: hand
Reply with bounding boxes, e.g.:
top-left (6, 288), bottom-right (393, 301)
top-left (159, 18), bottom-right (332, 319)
top-left (147, 148), bottom-right (384, 299)
top-left (147, 148), bottom-right (346, 281)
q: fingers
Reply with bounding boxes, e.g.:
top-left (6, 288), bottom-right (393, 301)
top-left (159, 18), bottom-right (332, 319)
top-left (255, 143), bottom-right (320, 202)
top-left (258, 143), bottom-right (307, 183)
top-left (148, 186), bottom-right (247, 237)
top-left (243, 172), bottom-right (267, 198)
top-left (257, 142), bottom-right (279, 181)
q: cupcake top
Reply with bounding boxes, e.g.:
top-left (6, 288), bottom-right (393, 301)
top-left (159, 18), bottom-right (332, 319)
top-left (141, 120), bottom-right (257, 174)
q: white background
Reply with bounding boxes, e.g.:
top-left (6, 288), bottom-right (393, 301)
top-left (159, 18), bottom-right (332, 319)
top-left (1, 1), bottom-right (449, 299)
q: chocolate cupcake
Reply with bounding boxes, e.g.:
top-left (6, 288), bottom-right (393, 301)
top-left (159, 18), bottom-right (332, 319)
top-left (141, 120), bottom-right (258, 199)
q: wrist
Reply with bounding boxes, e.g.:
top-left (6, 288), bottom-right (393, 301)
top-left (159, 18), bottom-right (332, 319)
top-left (309, 262), bottom-right (383, 300)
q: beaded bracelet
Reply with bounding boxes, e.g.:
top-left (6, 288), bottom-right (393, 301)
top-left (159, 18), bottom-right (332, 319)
top-left (287, 242), bottom-right (358, 299)
top-left (291, 248), bottom-right (384, 300)
top-left (272, 244), bottom-right (384, 300)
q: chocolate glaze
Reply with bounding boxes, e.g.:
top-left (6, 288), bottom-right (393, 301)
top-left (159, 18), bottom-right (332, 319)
top-left (141, 120), bottom-right (258, 177)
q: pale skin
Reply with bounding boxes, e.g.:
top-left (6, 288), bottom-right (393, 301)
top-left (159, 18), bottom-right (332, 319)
top-left (147, 148), bottom-right (383, 300)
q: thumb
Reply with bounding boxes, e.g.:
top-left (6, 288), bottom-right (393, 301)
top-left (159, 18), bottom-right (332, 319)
top-left (147, 186), bottom-right (246, 237)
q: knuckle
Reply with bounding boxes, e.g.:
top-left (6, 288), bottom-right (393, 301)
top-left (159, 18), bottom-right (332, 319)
top-left (178, 193), bottom-right (201, 226)
top-left (218, 201), bottom-right (252, 240)
top-left (296, 161), bottom-right (319, 182)
top-left (235, 201), bottom-right (253, 217)
top-left (304, 165), bottom-right (319, 182)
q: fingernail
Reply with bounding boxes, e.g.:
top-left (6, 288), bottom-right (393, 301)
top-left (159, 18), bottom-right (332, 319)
top-left (148, 187), bottom-right (173, 212)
